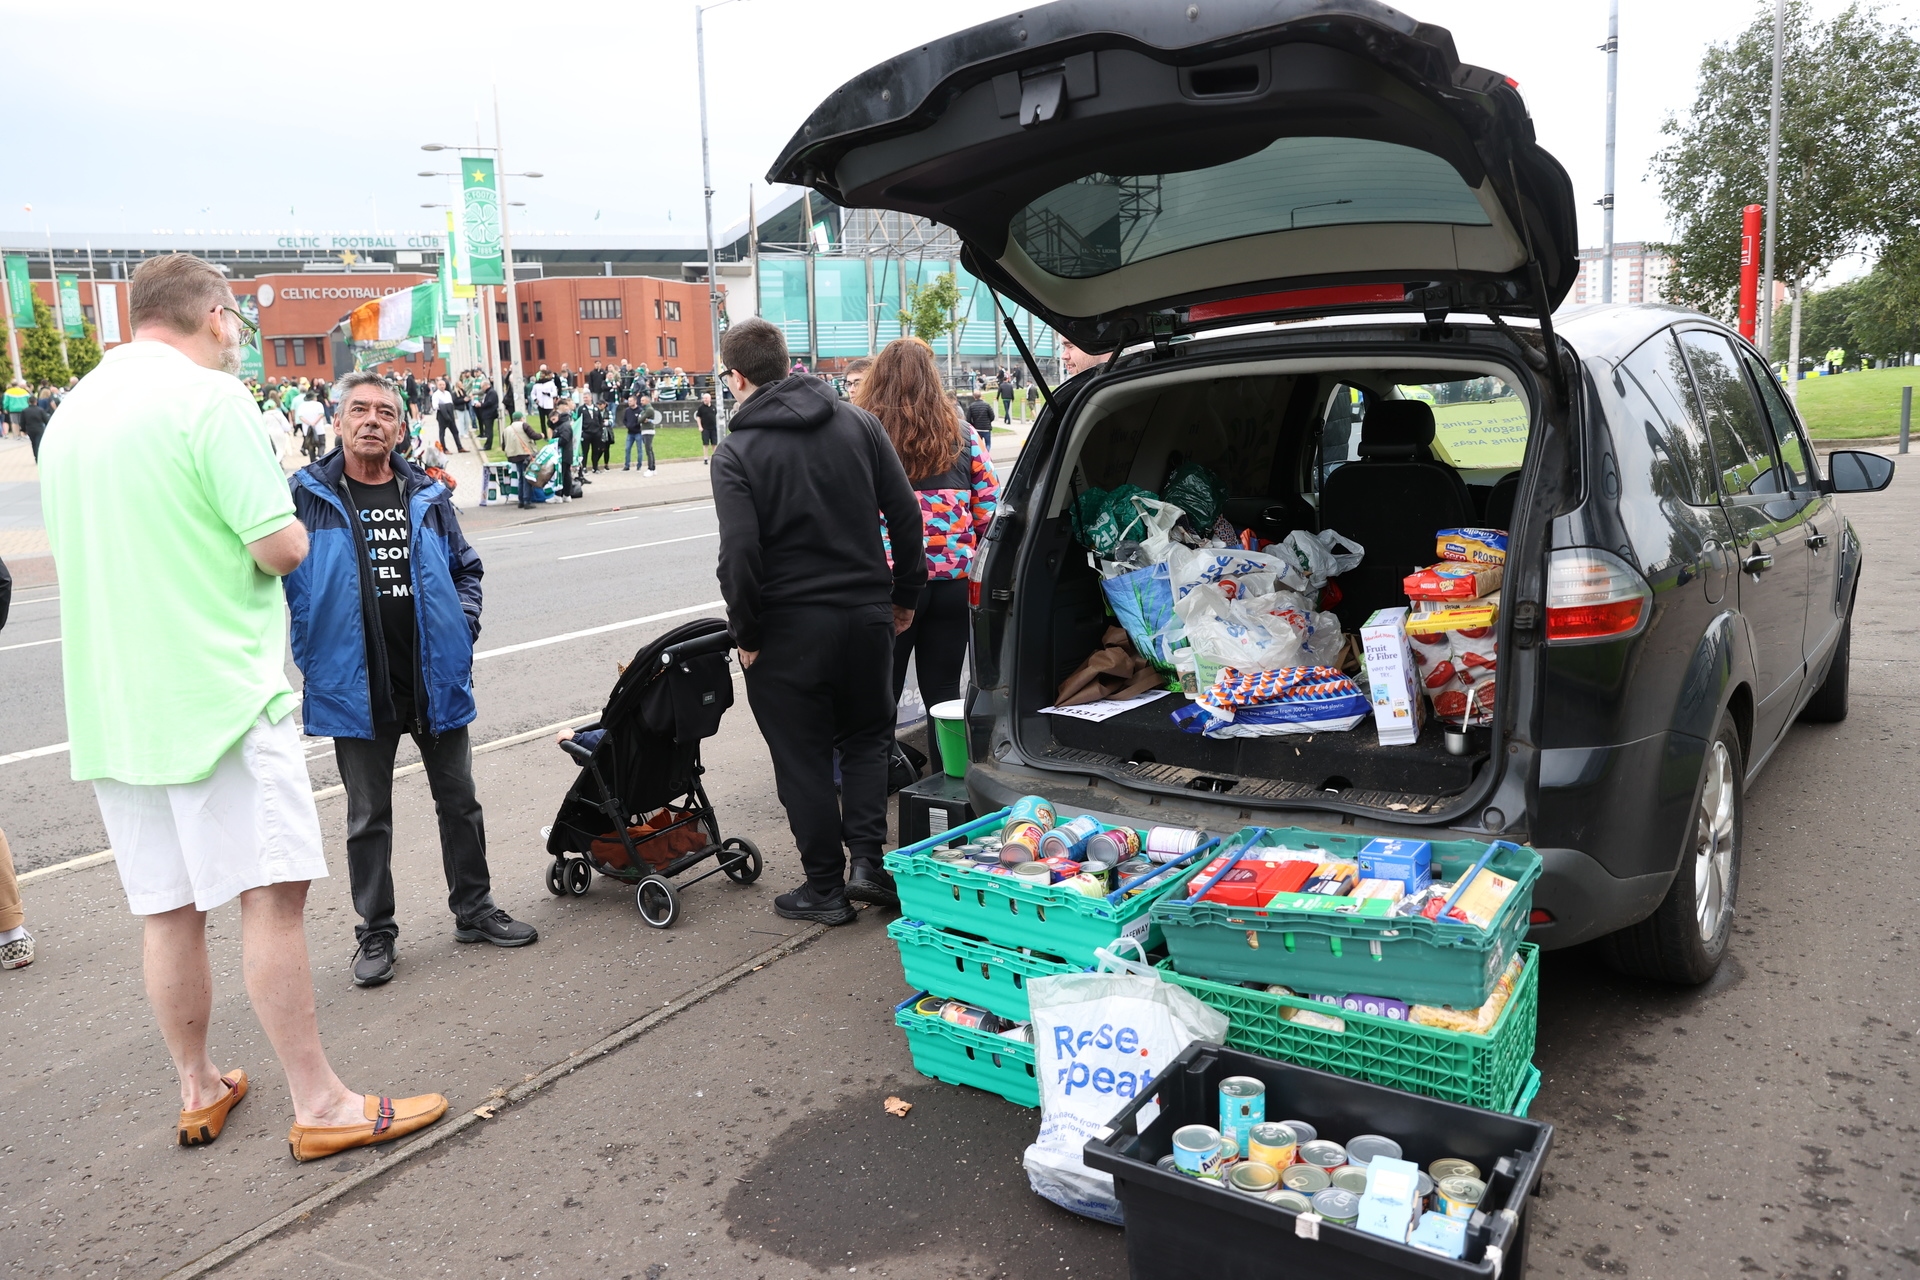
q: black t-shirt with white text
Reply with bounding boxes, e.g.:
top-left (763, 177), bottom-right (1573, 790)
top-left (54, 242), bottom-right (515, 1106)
top-left (344, 476), bottom-right (416, 723)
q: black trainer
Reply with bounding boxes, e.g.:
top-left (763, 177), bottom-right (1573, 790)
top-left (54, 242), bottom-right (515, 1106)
top-left (454, 908), bottom-right (539, 947)
top-left (845, 861), bottom-right (899, 908)
top-left (773, 883), bottom-right (857, 926)
top-left (352, 933), bottom-right (396, 987)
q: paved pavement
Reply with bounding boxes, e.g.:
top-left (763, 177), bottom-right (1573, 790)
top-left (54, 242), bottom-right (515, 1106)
top-left (1, 439), bottom-right (1914, 1279)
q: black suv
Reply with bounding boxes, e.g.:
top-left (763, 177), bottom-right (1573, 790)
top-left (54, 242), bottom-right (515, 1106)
top-left (772, 0), bottom-right (1893, 983)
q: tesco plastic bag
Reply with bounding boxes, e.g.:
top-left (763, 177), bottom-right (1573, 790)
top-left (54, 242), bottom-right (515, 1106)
top-left (1165, 543), bottom-right (1309, 599)
top-left (1280, 528), bottom-right (1366, 589)
top-left (1023, 940), bottom-right (1231, 1225)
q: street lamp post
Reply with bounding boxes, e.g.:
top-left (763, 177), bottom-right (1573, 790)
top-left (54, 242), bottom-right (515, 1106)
top-left (697, 0), bottom-right (745, 426)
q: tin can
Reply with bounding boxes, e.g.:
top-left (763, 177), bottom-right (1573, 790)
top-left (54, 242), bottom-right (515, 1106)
top-left (1146, 825), bottom-right (1204, 861)
top-left (1006, 795), bottom-right (1057, 832)
top-left (1331, 1166), bottom-right (1370, 1195)
top-left (1299, 1139), bottom-right (1347, 1172)
top-left (1084, 827), bottom-right (1142, 863)
top-left (1038, 814), bottom-right (1103, 859)
top-left (1218, 1076), bottom-right (1266, 1156)
top-left (1216, 1137), bottom-right (1242, 1170)
top-left (1280, 1164), bottom-right (1330, 1194)
top-left (1000, 823), bottom-right (1046, 863)
top-left (1227, 1161), bottom-right (1279, 1196)
top-left (967, 847), bottom-right (1002, 866)
top-left (1311, 1187), bottom-right (1361, 1225)
top-left (1011, 862), bottom-right (1054, 885)
top-left (1042, 856), bottom-right (1081, 879)
top-left (1436, 1176), bottom-right (1485, 1220)
top-left (1279, 1119), bottom-right (1318, 1146)
top-left (1115, 855), bottom-right (1155, 877)
top-left (911, 994), bottom-right (946, 1017)
top-left (1415, 1172), bottom-right (1436, 1210)
top-left (1247, 1122), bottom-right (1298, 1171)
top-left (1429, 1158), bottom-right (1482, 1184)
top-left (1173, 1124), bottom-right (1225, 1180)
top-left (1265, 1188), bottom-right (1315, 1213)
top-left (1155, 1153), bottom-right (1180, 1173)
top-left (938, 999), bottom-right (1001, 1031)
top-left (1344, 1134), bottom-right (1403, 1167)
top-left (1065, 874), bottom-right (1109, 898)
top-left (930, 846), bottom-right (972, 865)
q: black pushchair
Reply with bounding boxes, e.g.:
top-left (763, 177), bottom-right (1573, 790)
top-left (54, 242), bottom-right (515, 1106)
top-left (543, 617), bottom-right (762, 927)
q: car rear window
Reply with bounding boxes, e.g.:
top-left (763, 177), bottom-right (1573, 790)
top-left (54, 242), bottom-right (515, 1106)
top-left (1394, 375), bottom-right (1527, 469)
top-left (1010, 136), bottom-right (1492, 279)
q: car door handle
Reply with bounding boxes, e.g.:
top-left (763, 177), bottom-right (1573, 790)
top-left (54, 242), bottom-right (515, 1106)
top-left (1806, 531), bottom-right (1829, 550)
top-left (1743, 550), bottom-right (1774, 573)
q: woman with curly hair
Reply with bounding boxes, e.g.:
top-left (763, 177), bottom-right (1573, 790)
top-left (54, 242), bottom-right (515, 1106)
top-left (855, 339), bottom-right (999, 773)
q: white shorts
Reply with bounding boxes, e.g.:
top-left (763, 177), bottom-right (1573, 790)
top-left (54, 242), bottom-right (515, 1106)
top-left (94, 713), bottom-right (329, 916)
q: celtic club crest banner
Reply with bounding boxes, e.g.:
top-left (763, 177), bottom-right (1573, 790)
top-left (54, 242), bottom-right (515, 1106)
top-left (461, 157), bottom-right (505, 285)
top-left (5, 257), bottom-right (32, 328)
top-left (58, 274), bottom-right (85, 336)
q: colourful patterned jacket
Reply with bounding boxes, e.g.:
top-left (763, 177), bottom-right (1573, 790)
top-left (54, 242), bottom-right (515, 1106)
top-left (885, 425), bottom-right (999, 581)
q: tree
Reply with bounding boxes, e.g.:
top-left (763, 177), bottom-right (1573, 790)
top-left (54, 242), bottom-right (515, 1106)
top-left (1652, 1), bottom-right (1920, 320)
top-left (67, 321), bottom-right (102, 380)
top-left (19, 296), bottom-right (68, 389)
top-left (899, 271), bottom-right (962, 345)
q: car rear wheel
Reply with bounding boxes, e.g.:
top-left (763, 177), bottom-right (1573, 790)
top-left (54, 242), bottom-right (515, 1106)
top-left (1599, 718), bottom-right (1742, 984)
top-left (1799, 608), bottom-right (1851, 724)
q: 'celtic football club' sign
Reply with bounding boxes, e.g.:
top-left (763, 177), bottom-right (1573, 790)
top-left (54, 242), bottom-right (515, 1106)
top-left (461, 157), bottom-right (505, 286)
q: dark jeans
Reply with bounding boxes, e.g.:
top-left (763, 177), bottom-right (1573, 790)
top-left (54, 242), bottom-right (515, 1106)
top-left (744, 603), bottom-right (895, 893)
top-left (509, 454), bottom-right (533, 505)
top-left (24, 425), bottom-right (43, 461)
top-left (589, 437), bottom-right (612, 469)
top-left (557, 436), bottom-right (574, 492)
top-left (438, 419), bottom-right (465, 452)
top-left (999, 394), bottom-right (1013, 422)
top-left (624, 432), bottom-right (656, 468)
top-left (891, 578), bottom-right (971, 774)
top-left (477, 417), bottom-right (496, 451)
top-left (334, 724), bottom-right (495, 942)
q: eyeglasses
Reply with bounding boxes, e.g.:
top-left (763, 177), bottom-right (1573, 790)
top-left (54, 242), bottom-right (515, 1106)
top-left (221, 306), bottom-right (259, 346)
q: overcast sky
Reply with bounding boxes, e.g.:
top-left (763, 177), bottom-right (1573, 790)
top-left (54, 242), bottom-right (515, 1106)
top-left (6, 0), bottom-right (1911, 259)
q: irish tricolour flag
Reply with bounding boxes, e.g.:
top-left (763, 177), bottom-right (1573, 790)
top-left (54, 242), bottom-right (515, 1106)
top-left (346, 283), bottom-right (439, 342)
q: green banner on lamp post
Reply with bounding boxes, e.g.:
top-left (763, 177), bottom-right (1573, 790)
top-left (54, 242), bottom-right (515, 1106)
top-left (4, 257), bottom-right (32, 328)
top-left (58, 274), bottom-right (84, 336)
top-left (460, 157), bottom-right (505, 286)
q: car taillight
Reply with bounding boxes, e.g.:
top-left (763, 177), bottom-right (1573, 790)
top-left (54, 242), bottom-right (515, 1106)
top-left (1545, 548), bottom-right (1651, 643)
top-left (969, 579), bottom-right (982, 608)
top-left (1529, 908), bottom-right (1553, 926)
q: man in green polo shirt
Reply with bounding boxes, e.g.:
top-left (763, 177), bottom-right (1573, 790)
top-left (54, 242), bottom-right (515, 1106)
top-left (39, 254), bottom-right (446, 1162)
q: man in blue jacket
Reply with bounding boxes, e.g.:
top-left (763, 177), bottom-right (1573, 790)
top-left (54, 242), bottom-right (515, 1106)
top-left (287, 371), bottom-right (536, 987)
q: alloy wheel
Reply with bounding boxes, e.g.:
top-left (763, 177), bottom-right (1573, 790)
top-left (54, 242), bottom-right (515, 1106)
top-left (1692, 739), bottom-right (1737, 940)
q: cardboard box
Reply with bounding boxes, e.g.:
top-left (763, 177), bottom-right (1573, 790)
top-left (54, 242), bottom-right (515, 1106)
top-left (1360, 607), bottom-right (1423, 746)
top-left (1406, 593), bottom-right (1500, 637)
top-left (1265, 893), bottom-right (1395, 917)
top-left (1357, 838), bottom-right (1433, 891)
top-left (1403, 562), bottom-right (1503, 601)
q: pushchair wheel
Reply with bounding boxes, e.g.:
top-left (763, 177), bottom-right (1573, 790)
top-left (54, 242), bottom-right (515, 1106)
top-left (636, 876), bottom-right (679, 929)
top-left (566, 859), bottom-right (593, 896)
top-left (544, 860), bottom-right (567, 897)
top-left (720, 837), bottom-right (763, 885)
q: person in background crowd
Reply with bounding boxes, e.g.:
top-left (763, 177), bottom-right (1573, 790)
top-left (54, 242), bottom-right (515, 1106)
top-left (588, 362), bottom-right (608, 401)
top-left (531, 370), bottom-right (557, 428)
top-left (286, 371), bottom-right (534, 989)
top-left (858, 340), bottom-right (998, 783)
top-left (404, 371), bottom-right (419, 415)
top-left (502, 411), bottom-right (543, 508)
top-left (580, 394), bottom-right (611, 473)
top-left (695, 391), bottom-right (716, 465)
top-left (843, 357), bottom-right (872, 401)
top-left (20, 390), bottom-right (51, 461)
top-left (38, 253), bottom-right (445, 1161)
top-left (0, 552), bottom-right (28, 971)
top-left (261, 394), bottom-right (294, 464)
top-left (3, 376), bottom-right (28, 436)
top-left (628, 393), bottom-right (661, 473)
top-left (451, 376), bottom-right (471, 438)
top-left (474, 378), bottom-right (499, 452)
top-left (295, 390), bottom-right (327, 460)
top-left (1026, 381), bottom-right (1040, 417)
top-left (431, 378), bottom-right (464, 454)
top-left (963, 388), bottom-right (996, 452)
top-left (996, 370), bottom-right (1014, 423)
top-left (550, 398), bottom-right (577, 501)
top-left (711, 318), bottom-right (924, 926)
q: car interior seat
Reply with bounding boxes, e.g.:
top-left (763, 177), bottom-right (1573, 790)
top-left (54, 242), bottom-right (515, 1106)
top-left (1484, 471), bottom-right (1521, 531)
top-left (1318, 399), bottom-right (1478, 632)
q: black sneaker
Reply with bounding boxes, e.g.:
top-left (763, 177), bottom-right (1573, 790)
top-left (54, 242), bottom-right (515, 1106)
top-left (845, 861), bottom-right (899, 908)
top-left (454, 908), bottom-right (539, 947)
top-left (773, 884), bottom-right (857, 926)
top-left (353, 933), bottom-right (396, 987)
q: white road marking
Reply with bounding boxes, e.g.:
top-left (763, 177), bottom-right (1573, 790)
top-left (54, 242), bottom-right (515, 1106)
top-left (673, 502), bottom-right (715, 513)
top-left (474, 528), bottom-right (538, 541)
top-left (0, 636), bottom-right (59, 653)
top-left (0, 740), bottom-right (70, 766)
top-left (556, 532), bottom-right (717, 562)
top-left (587, 515), bottom-right (641, 527)
top-left (472, 600), bottom-right (725, 658)
top-left (18, 711), bottom-right (600, 886)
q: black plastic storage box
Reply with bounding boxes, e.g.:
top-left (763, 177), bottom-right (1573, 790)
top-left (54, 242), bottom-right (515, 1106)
top-left (896, 772), bottom-right (975, 846)
top-left (1083, 1042), bottom-right (1551, 1280)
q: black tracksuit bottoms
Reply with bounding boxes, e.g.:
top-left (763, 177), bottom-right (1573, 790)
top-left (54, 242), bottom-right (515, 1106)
top-left (891, 578), bottom-right (971, 774)
top-left (744, 602), bottom-right (895, 893)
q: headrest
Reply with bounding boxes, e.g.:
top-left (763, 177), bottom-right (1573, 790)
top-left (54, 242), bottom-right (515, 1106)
top-left (1357, 400), bottom-right (1437, 459)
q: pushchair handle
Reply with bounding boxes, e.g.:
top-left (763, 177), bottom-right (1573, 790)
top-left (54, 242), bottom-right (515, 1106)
top-left (560, 739), bottom-right (595, 766)
top-left (659, 628), bottom-right (735, 667)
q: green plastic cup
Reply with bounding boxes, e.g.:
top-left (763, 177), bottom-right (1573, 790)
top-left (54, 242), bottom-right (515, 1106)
top-left (929, 699), bottom-right (968, 778)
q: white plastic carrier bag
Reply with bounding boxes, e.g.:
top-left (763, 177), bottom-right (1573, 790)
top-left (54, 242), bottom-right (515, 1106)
top-left (1022, 938), bottom-right (1231, 1225)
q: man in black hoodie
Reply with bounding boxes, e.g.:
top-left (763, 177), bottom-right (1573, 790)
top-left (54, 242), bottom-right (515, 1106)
top-left (711, 318), bottom-right (925, 925)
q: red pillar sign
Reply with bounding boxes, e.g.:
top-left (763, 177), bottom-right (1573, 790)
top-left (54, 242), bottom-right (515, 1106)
top-left (1738, 204), bottom-right (1763, 341)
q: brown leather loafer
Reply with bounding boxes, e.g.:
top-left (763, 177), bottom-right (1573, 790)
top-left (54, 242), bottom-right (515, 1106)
top-left (178, 1069), bottom-right (248, 1147)
top-left (286, 1092), bottom-right (448, 1162)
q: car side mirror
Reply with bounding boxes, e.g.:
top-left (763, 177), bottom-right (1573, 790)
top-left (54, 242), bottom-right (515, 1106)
top-left (1823, 450), bottom-right (1895, 494)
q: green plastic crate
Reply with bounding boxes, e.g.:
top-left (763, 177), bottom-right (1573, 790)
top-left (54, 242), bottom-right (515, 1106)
top-left (888, 919), bottom-right (1082, 1023)
top-left (1508, 1063), bottom-right (1542, 1118)
top-left (893, 993), bottom-right (1039, 1108)
top-left (1151, 827), bottom-right (1541, 1008)
top-left (1156, 942), bottom-right (1539, 1112)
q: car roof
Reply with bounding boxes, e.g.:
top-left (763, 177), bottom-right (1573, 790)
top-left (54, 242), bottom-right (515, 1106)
top-left (1553, 303), bottom-right (1723, 361)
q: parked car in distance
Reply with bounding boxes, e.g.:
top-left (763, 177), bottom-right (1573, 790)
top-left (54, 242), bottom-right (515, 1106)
top-left (772, 0), bottom-right (1895, 983)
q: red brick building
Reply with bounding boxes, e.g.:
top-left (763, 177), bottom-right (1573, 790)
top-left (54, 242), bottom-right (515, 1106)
top-left (497, 275), bottom-right (711, 374)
